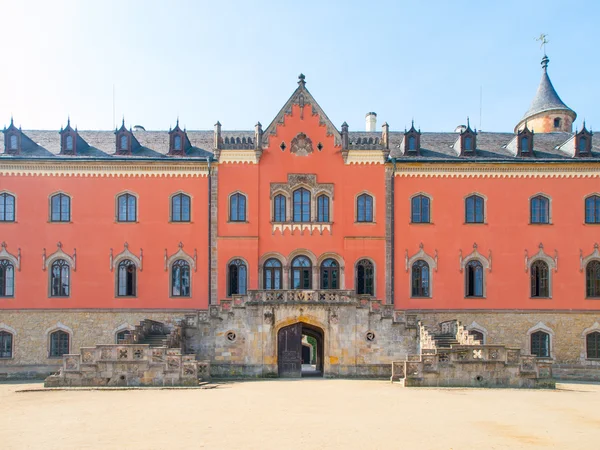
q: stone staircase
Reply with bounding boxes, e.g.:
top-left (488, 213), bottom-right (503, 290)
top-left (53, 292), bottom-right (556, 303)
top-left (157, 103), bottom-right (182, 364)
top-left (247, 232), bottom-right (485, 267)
top-left (138, 333), bottom-right (169, 348)
top-left (432, 333), bottom-right (460, 348)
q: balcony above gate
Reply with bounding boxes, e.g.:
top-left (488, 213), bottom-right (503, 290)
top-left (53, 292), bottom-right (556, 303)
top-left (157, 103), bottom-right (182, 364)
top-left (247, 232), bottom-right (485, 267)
top-left (244, 289), bottom-right (357, 304)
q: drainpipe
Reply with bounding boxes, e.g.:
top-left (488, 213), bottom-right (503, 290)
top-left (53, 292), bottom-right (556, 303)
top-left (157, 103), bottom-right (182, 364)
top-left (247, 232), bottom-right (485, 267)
top-left (390, 157), bottom-right (397, 305)
top-left (206, 157), bottom-right (213, 305)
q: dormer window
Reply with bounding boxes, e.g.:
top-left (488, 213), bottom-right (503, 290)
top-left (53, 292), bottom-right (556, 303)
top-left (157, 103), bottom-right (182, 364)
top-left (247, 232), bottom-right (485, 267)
top-left (403, 122), bottom-right (421, 155)
top-left (458, 120), bottom-right (477, 156)
top-left (115, 119), bottom-right (138, 156)
top-left (59, 119), bottom-right (77, 155)
top-left (575, 124), bottom-right (593, 157)
top-left (4, 118), bottom-right (21, 154)
top-left (168, 120), bottom-right (187, 156)
top-left (517, 125), bottom-right (534, 157)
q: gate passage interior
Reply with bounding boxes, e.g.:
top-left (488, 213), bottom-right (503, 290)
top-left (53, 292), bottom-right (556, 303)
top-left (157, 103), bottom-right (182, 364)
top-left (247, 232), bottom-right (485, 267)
top-left (277, 323), bottom-right (324, 378)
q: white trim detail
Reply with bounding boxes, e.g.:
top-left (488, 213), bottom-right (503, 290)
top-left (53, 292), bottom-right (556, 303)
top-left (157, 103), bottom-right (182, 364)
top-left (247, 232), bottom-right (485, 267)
top-left (110, 242), bottom-right (142, 272)
top-left (164, 242), bottom-right (197, 272)
top-left (405, 243), bottom-right (438, 272)
top-left (525, 243), bottom-right (558, 273)
top-left (0, 242), bottom-right (20, 271)
top-left (0, 323), bottom-right (17, 335)
top-left (45, 322), bottom-right (74, 336)
top-left (580, 243), bottom-right (600, 272)
top-left (42, 242), bottom-right (76, 271)
top-left (466, 321), bottom-right (488, 344)
top-left (459, 243), bottom-right (492, 272)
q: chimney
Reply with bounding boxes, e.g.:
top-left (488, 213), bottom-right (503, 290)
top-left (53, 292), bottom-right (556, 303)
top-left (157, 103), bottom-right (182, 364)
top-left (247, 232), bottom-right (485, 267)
top-left (214, 121), bottom-right (222, 150)
top-left (365, 112), bottom-right (377, 132)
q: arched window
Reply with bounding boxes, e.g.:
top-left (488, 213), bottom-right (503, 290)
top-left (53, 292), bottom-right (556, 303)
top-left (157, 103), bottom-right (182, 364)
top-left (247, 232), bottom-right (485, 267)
top-left (117, 193), bottom-right (137, 222)
top-left (49, 330), bottom-right (69, 357)
top-left (9, 135), bottom-right (17, 150)
top-left (50, 193), bottom-right (71, 222)
top-left (230, 193), bottom-right (246, 222)
top-left (465, 195), bottom-right (484, 223)
top-left (585, 195), bottom-right (600, 224)
top-left (293, 188), bottom-right (310, 222)
top-left (66, 135), bottom-right (74, 151)
top-left (117, 259), bottom-right (137, 297)
top-left (116, 330), bottom-right (132, 344)
top-left (586, 261), bottom-right (600, 298)
top-left (464, 136), bottom-right (473, 151)
top-left (50, 259), bottom-right (70, 297)
top-left (320, 259), bottom-right (339, 290)
top-left (521, 136), bottom-right (529, 153)
top-left (120, 135), bottom-right (128, 151)
top-left (0, 260), bottom-right (15, 297)
top-left (171, 193), bottom-right (191, 222)
top-left (263, 258), bottom-right (282, 290)
top-left (531, 331), bottom-right (550, 358)
top-left (411, 195), bottom-right (430, 223)
top-left (0, 331), bottom-right (12, 358)
top-left (174, 135), bottom-right (182, 151)
top-left (171, 259), bottom-right (191, 297)
top-left (553, 118), bottom-right (561, 129)
top-left (228, 259), bottom-right (247, 296)
top-left (356, 194), bottom-right (374, 223)
top-left (530, 195), bottom-right (549, 224)
top-left (291, 256), bottom-right (312, 290)
top-left (408, 136), bottom-right (416, 151)
top-left (411, 260), bottom-right (430, 297)
top-left (317, 195), bottom-right (330, 222)
top-left (273, 195), bottom-right (286, 222)
top-left (0, 193), bottom-right (15, 222)
top-left (587, 332), bottom-right (600, 359)
top-left (579, 136), bottom-right (588, 153)
top-left (465, 260), bottom-right (484, 297)
top-left (356, 259), bottom-right (374, 295)
top-left (531, 260), bottom-right (549, 298)
top-left (469, 330), bottom-right (484, 344)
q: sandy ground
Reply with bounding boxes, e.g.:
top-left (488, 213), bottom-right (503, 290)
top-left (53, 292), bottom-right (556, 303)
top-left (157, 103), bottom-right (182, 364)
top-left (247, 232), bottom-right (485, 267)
top-left (1, 380), bottom-right (600, 449)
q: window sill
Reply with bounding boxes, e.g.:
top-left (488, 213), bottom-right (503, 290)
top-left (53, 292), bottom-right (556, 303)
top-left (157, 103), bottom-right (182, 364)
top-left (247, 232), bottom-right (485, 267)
top-left (115, 221), bottom-right (139, 224)
top-left (0, 221), bottom-right (17, 224)
top-left (583, 222), bottom-right (600, 225)
top-left (464, 296), bottom-right (486, 299)
top-left (463, 222), bottom-right (487, 225)
top-left (169, 221), bottom-right (193, 224)
top-left (354, 221), bottom-right (376, 225)
top-left (529, 222), bottom-right (553, 226)
top-left (169, 296), bottom-right (192, 299)
top-left (409, 222), bottom-right (433, 225)
top-left (48, 221), bottom-right (73, 224)
top-left (49, 296), bottom-right (70, 299)
top-left (529, 297), bottom-right (552, 300)
top-left (228, 221), bottom-right (249, 224)
top-left (410, 296), bottom-right (432, 299)
top-left (0, 356), bottom-right (14, 360)
top-left (585, 358), bottom-right (600, 361)
top-left (585, 297), bottom-right (600, 300)
top-left (116, 296), bottom-right (138, 299)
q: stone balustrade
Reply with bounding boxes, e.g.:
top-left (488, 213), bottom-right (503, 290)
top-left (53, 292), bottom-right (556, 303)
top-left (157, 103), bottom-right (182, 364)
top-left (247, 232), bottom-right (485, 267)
top-left (44, 344), bottom-right (210, 387)
top-left (242, 289), bottom-right (361, 304)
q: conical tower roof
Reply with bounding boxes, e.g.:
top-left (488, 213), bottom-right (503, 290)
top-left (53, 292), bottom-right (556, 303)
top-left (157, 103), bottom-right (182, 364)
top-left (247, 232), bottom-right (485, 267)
top-left (519, 55), bottom-right (575, 124)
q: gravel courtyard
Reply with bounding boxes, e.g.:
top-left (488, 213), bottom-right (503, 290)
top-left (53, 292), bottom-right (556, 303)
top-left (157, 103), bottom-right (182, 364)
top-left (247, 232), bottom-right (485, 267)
top-left (1, 379), bottom-right (599, 449)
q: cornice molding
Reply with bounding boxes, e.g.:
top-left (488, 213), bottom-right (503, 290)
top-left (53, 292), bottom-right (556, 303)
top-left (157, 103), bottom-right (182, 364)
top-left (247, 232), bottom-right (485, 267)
top-left (392, 163), bottom-right (600, 178)
top-left (0, 160), bottom-right (210, 177)
top-left (345, 149), bottom-right (387, 165)
top-left (217, 149), bottom-right (258, 164)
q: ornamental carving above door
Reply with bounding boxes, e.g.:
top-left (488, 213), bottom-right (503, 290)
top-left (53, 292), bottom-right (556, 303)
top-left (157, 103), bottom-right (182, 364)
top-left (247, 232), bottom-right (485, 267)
top-left (290, 133), bottom-right (313, 156)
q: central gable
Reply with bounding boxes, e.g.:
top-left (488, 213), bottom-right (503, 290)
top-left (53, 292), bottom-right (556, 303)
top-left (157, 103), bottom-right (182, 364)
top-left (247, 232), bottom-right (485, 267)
top-left (262, 74), bottom-right (342, 148)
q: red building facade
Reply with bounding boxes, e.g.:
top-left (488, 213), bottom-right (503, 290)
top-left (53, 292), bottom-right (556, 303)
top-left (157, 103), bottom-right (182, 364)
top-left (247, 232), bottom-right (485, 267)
top-left (1, 58), bottom-right (600, 379)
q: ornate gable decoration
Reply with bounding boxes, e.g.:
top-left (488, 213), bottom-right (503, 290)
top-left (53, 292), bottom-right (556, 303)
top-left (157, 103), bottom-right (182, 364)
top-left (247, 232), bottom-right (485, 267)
top-left (405, 243), bottom-right (438, 272)
top-left (110, 242), bottom-right (143, 272)
top-left (164, 242), bottom-right (197, 272)
top-left (262, 74), bottom-right (342, 149)
top-left (580, 243), bottom-right (600, 271)
top-left (290, 133), bottom-right (313, 156)
top-left (525, 243), bottom-right (557, 273)
top-left (0, 242), bottom-right (21, 270)
top-left (459, 243), bottom-right (492, 272)
top-left (42, 242), bottom-right (76, 271)
top-left (270, 173), bottom-right (334, 198)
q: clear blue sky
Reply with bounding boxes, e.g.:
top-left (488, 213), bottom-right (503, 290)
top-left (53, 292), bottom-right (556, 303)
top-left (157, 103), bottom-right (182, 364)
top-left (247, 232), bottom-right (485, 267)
top-left (1, 0), bottom-right (597, 133)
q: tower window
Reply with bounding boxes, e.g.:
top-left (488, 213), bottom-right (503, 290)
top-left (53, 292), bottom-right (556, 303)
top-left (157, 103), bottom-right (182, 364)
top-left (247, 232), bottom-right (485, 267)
top-left (554, 118), bottom-right (561, 129)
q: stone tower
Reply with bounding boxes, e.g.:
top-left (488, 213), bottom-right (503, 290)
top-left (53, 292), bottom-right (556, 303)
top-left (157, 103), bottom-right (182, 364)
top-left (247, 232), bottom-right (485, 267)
top-left (515, 55), bottom-right (576, 133)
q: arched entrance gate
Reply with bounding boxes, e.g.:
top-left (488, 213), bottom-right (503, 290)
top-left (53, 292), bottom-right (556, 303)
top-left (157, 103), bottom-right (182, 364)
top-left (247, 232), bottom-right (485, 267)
top-left (277, 323), bottom-right (324, 378)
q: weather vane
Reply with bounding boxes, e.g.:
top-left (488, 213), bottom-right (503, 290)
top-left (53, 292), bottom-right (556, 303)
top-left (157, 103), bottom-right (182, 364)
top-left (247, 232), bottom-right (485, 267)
top-left (536, 33), bottom-right (549, 53)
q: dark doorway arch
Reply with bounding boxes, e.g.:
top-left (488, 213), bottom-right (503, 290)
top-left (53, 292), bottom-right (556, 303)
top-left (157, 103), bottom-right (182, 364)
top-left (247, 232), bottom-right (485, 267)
top-left (278, 322), bottom-right (324, 378)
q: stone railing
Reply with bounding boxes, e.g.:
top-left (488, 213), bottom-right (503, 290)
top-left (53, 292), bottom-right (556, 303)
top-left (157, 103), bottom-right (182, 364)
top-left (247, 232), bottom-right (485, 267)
top-left (244, 289), bottom-right (357, 304)
top-left (131, 319), bottom-right (169, 345)
top-left (391, 345), bottom-right (554, 388)
top-left (44, 344), bottom-right (210, 387)
top-left (418, 321), bottom-right (436, 352)
top-left (165, 321), bottom-right (184, 350)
